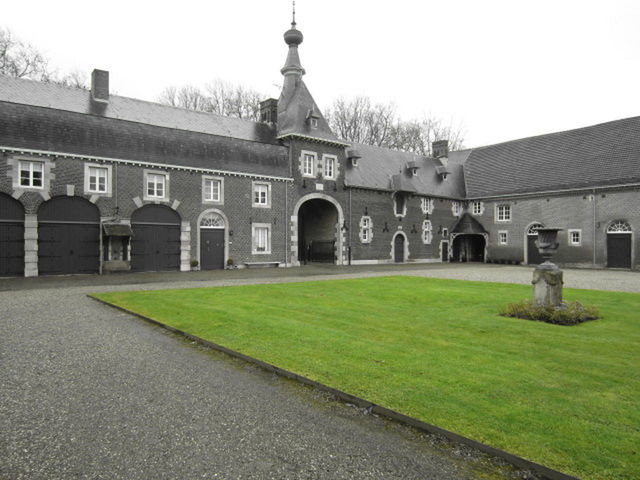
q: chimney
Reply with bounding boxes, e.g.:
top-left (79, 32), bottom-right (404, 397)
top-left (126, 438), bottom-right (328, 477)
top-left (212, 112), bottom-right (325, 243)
top-left (260, 98), bottom-right (278, 125)
top-left (91, 69), bottom-right (109, 108)
top-left (432, 140), bottom-right (449, 159)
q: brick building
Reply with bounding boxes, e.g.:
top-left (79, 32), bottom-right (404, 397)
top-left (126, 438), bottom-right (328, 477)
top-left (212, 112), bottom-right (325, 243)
top-left (1, 19), bottom-right (639, 277)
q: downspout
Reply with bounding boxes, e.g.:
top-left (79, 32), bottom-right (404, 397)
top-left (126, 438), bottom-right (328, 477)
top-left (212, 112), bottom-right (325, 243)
top-left (592, 189), bottom-right (597, 267)
top-left (348, 186), bottom-right (352, 265)
top-left (285, 141), bottom-right (293, 267)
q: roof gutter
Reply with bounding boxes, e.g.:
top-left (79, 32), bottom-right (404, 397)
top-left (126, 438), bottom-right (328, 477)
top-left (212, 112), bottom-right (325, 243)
top-left (467, 182), bottom-right (640, 201)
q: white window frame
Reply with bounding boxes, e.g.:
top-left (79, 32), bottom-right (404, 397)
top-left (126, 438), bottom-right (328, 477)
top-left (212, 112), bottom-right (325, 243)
top-left (202, 176), bottom-right (224, 204)
top-left (472, 201), bottom-right (484, 216)
top-left (393, 192), bottom-right (407, 218)
top-left (252, 181), bottom-right (271, 208)
top-left (143, 170), bottom-right (169, 201)
top-left (452, 201), bottom-right (461, 217)
top-left (498, 230), bottom-right (509, 245)
top-left (568, 229), bottom-right (582, 246)
top-left (359, 216), bottom-right (373, 243)
top-left (442, 228), bottom-right (449, 238)
top-left (322, 154), bottom-right (337, 180)
top-left (421, 197), bottom-right (434, 214)
top-left (422, 220), bottom-right (433, 244)
top-left (496, 204), bottom-right (512, 222)
top-left (300, 150), bottom-right (317, 178)
top-left (252, 223), bottom-right (271, 255)
top-left (84, 163), bottom-right (112, 196)
top-left (19, 160), bottom-right (45, 189)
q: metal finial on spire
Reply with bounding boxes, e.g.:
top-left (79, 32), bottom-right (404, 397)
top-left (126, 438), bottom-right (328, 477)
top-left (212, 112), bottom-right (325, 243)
top-left (292, 1), bottom-right (296, 27)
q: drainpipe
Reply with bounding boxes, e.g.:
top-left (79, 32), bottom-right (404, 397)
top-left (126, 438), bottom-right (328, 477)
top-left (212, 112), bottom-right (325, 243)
top-left (592, 189), bottom-right (597, 267)
top-left (348, 187), bottom-right (352, 265)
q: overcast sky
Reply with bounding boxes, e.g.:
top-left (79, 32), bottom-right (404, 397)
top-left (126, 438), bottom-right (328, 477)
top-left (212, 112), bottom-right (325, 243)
top-left (3, 0), bottom-right (639, 148)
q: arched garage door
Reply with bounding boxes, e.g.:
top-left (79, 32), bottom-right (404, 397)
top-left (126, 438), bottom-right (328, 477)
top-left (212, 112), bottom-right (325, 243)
top-left (131, 205), bottom-right (181, 272)
top-left (38, 197), bottom-right (100, 275)
top-left (0, 193), bottom-right (25, 277)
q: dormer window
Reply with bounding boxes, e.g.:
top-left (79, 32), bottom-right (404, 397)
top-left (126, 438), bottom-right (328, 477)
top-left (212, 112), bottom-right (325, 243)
top-left (306, 107), bottom-right (320, 128)
top-left (406, 161), bottom-right (419, 177)
top-left (346, 149), bottom-right (361, 168)
top-left (310, 118), bottom-right (318, 128)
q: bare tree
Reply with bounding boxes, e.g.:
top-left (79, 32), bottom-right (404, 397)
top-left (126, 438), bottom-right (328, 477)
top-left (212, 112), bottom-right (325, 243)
top-left (0, 27), bottom-right (49, 80)
top-left (325, 96), bottom-right (465, 155)
top-left (157, 80), bottom-right (264, 121)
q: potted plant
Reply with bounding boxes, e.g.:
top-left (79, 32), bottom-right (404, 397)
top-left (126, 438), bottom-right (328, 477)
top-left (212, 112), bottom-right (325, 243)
top-left (226, 258), bottom-right (235, 269)
top-left (190, 259), bottom-right (199, 271)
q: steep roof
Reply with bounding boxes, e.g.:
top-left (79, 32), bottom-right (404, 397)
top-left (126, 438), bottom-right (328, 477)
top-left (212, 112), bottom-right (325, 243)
top-left (463, 116), bottom-right (640, 198)
top-left (277, 79), bottom-right (345, 145)
top-left (344, 143), bottom-right (467, 198)
top-left (0, 75), bottom-right (279, 145)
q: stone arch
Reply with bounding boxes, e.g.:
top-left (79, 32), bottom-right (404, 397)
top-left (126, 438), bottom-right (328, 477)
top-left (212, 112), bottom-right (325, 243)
top-left (390, 230), bottom-right (409, 263)
top-left (196, 208), bottom-right (230, 269)
top-left (292, 193), bottom-right (345, 266)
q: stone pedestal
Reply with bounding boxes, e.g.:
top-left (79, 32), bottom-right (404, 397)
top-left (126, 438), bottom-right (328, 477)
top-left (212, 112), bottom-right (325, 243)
top-left (532, 264), bottom-right (563, 307)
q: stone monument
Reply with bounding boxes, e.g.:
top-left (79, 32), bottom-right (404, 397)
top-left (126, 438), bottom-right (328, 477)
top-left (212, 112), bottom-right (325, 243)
top-left (531, 228), bottom-right (563, 307)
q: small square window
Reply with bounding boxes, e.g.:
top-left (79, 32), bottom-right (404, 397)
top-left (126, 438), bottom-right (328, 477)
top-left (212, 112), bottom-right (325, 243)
top-left (499, 231), bottom-right (508, 245)
top-left (88, 166), bottom-right (108, 193)
top-left (19, 161), bottom-right (44, 188)
top-left (452, 201), bottom-right (461, 216)
top-left (252, 181), bottom-right (271, 208)
top-left (568, 229), bottom-right (582, 246)
top-left (359, 216), bottom-right (373, 243)
top-left (442, 228), bottom-right (448, 237)
top-left (146, 173), bottom-right (166, 199)
top-left (472, 201), bottom-right (483, 215)
top-left (421, 197), bottom-right (434, 214)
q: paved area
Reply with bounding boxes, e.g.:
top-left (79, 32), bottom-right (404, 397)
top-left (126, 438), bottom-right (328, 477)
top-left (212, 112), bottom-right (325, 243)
top-left (2, 263), bottom-right (637, 479)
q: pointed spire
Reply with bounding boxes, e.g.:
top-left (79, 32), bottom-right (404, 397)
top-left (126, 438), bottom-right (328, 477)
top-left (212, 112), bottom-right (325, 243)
top-left (292, 1), bottom-right (296, 28)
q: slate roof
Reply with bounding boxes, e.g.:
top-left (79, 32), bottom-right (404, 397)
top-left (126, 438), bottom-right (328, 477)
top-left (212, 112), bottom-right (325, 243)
top-left (0, 75), bottom-right (278, 145)
top-left (277, 78), bottom-right (345, 145)
top-left (463, 116), bottom-right (640, 198)
top-left (344, 143), bottom-right (467, 198)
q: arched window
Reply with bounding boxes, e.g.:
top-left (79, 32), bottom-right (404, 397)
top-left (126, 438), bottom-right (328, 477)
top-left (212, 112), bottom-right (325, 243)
top-left (200, 212), bottom-right (225, 229)
top-left (527, 223), bottom-right (544, 235)
top-left (607, 221), bottom-right (632, 233)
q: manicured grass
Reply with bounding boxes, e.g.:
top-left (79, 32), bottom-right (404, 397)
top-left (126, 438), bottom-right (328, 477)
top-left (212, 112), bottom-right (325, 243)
top-left (93, 277), bottom-right (640, 480)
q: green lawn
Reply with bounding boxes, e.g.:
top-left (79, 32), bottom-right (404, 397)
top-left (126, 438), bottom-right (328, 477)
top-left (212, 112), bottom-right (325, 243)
top-left (93, 277), bottom-right (640, 480)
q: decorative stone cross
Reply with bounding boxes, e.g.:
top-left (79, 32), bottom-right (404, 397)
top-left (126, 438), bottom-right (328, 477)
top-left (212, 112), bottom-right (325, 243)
top-left (531, 228), bottom-right (564, 307)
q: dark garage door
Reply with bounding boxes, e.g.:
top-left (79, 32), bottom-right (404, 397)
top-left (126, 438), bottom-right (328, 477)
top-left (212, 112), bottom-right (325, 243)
top-left (38, 197), bottom-right (100, 275)
top-left (131, 205), bottom-right (181, 272)
top-left (0, 193), bottom-right (25, 277)
top-left (607, 233), bottom-right (631, 269)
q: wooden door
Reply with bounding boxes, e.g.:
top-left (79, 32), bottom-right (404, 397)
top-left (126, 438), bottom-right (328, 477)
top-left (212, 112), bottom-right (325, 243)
top-left (394, 235), bottom-right (404, 263)
top-left (200, 229), bottom-right (224, 270)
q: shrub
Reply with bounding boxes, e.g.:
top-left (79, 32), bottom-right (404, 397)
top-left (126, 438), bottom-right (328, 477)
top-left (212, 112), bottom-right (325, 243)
top-left (500, 300), bottom-right (599, 326)
top-left (190, 259), bottom-right (199, 268)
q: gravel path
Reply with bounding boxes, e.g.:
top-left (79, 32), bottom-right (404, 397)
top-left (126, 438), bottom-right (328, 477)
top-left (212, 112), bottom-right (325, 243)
top-left (1, 281), bottom-right (531, 480)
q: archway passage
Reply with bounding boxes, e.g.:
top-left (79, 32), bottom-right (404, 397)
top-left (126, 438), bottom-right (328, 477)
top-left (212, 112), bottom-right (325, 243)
top-left (0, 193), bottom-right (25, 277)
top-left (131, 205), bottom-right (181, 272)
top-left (527, 223), bottom-right (545, 265)
top-left (298, 198), bottom-right (338, 263)
top-left (394, 234), bottom-right (405, 263)
top-left (200, 212), bottom-right (225, 270)
top-left (452, 234), bottom-right (485, 262)
top-left (607, 221), bottom-right (632, 268)
top-left (38, 196), bottom-right (100, 275)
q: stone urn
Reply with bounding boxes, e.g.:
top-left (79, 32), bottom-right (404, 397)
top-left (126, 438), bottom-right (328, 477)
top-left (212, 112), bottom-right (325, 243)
top-left (532, 228), bottom-right (563, 306)
top-left (535, 228), bottom-right (562, 268)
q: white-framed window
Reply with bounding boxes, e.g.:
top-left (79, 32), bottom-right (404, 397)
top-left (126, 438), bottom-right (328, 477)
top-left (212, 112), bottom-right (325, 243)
top-left (472, 201), bottom-right (484, 216)
top-left (301, 150), bottom-right (316, 177)
top-left (323, 155), bottom-right (337, 180)
top-left (422, 220), bottom-right (433, 244)
top-left (498, 230), bottom-right (508, 245)
top-left (83, 163), bottom-right (112, 196)
top-left (252, 181), bottom-right (271, 208)
top-left (442, 228), bottom-right (448, 237)
top-left (393, 193), bottom-right (407, 217)
top-left (568, 229), bottom-right (582, 246)
top-left (496, 204), bottom-right (511, 222)
top-left (202, 176), bottom-right (223, 204)
top-left (19, 160), bottom-right (44, 188)
top-left (144, 170), bottom-right (169, 201)
top-left (421, 197), bottom-right (434, 214)
top-left (359, 216), bottom-right (373, 243)
top-left (252, 223), bottom-right (271, 254)
top-left (452, 201), bottom-right (461, 216)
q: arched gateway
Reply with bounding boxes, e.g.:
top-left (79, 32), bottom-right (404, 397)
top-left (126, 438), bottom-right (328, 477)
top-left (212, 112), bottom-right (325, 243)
top-left (292, 194), bottom-right (344, 266)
